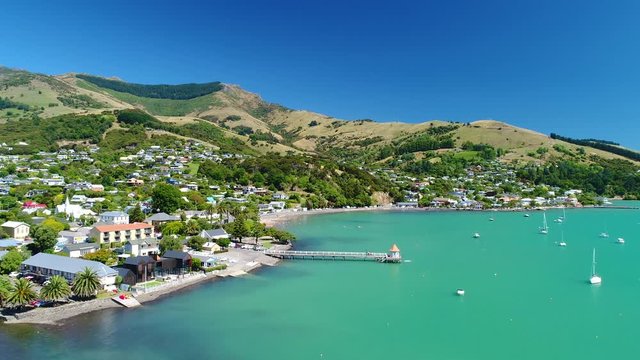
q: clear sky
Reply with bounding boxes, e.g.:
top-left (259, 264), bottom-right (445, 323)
top-left (2, 0), bottom-right (640, 149)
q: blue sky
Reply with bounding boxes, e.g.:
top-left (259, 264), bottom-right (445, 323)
top-left (2, 0), bottom-right (640, 149)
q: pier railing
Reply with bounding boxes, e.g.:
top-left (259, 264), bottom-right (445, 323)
top-left (264, 249), bottom-right (400, 263)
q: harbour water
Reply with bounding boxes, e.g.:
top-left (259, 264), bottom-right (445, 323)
top-left (2, 205), bottom-right (640, 359)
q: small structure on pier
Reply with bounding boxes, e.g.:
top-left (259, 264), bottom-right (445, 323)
top-left (385, 244), bottom-right (402, 263)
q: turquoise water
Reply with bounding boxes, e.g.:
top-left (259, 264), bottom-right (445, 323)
top-left (2, 206), bottom-right (640, 359)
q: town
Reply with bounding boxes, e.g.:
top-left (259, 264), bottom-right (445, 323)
top-left (0, 138), bottom-right (603, 319)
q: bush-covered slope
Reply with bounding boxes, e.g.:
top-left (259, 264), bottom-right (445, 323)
top-left (76, 74), bottom-right (223, 99)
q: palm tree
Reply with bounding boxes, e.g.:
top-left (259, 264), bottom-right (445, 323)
top-left (7, 278), bottom-right (37, 309)
top-left (40, 275), bottom-right (71, 303)
top-left (0, 275), bottom-right (12, 308)
top-left (72, 267), bottom-right (101, 299)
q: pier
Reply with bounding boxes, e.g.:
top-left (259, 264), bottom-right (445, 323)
top-left (264, 244), bottom-right (402, 263)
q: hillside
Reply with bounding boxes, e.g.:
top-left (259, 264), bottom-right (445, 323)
top-left (1, 66), bottom-right (638, 165)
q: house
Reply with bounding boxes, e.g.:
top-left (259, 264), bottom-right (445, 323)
top-left (112, 267), bottom-right (136, 286)
top-left (127, 178), bottom-right (144, 186)
top-left (89, 223), bottom-right (155, 244)
top-left (20, 253), bottom-right (117, 289)
top-left (99, 211), bottom-right (130, 225)
top-left (145, 212), bottom-right (180, 229)
top-left (63, 242), bottom-right (100, 258)
top-left (1, 221), bottom-right (30, 240)
top-left (272, 192), bottom-right (289, 200)
top-left (58, 228), bottom-right (91, 244)
top-left (123, 256), bottom-right (156, 283)
top-left (22, 201), bottom-right (47, 214)
top-left (269, 201), bottom-right (286, 210)
top-left (200, 228), bottom-right (230, 241)
top-left (161, 250), bottom-right (192, 270)
top-left (202, 242), bottom-right (221, 253)
top-left (125, 238), bottom-right (160, 257)
top-left (190, 253), bottom-right (218, 268)
top-left (183, 210), bottom-right (207, 220)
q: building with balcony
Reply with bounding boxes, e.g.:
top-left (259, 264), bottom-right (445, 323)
top-left (89, 223), bottom-right (155, 244)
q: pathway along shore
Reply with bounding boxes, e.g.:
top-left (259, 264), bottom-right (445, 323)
top-left (1, 248), bottom-right (281, 326)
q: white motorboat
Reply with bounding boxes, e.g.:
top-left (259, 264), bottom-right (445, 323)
top-left (473, 233), bottom-right (480, 238)
top-left (617, 237), bottom-right (625, 244)
top-left (456, 289), bottom-right (465, 296)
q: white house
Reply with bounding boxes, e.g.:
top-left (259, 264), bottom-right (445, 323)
top-left (125, 238), bottom-right (160, 256)
top-left (1, 221), bottom-right (30, 240)
top-left (99, 211), bottom-right (130, 225)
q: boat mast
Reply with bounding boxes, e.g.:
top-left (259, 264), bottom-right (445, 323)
top-left (592, 248), bottom-right (597, 276)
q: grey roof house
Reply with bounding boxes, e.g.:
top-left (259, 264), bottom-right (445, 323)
top-left (21, 253), bottom-right (117, 289)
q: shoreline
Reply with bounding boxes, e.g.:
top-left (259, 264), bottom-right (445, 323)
top-left (0, 248), bottom-right (282, 326)
top-left (258, 204), bottom-right (630, 227)
top-left (2, 203), bottom-right (633, 326)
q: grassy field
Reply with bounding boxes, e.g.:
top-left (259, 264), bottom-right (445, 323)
top-left (188, 162), bottom-right (200, 176)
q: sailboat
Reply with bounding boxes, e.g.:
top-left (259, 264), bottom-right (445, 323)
top-left (589, 248), bottom-right (602, 285)
top-left (539, 213), bottom-right (548, 234)
top-left (558, 231), bottom-right (567, 247)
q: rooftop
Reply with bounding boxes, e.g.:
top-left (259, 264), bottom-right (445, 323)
top-left (94, 222), bottom-right (152, 232)
top-left (22, 253), bottom-right (117, 278)
top-left (1, 221), bottom-right (29, 228)
top-left (145, 213), bottom-right (180, 222)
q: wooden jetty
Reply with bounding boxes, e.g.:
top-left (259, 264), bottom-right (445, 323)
top-left (265, 244), bottom-right (402, 263)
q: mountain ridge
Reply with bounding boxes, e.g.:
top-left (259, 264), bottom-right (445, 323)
top-left (1, 65), bottom-right (638, 164)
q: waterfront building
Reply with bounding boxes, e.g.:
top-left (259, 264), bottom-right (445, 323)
top-left (20, 253), bottom-right (117, 289)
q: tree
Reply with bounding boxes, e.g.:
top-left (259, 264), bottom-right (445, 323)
top-left (72, 267), bottom-right (101, 299)
top-left (159, 237), bottom-right (183, 254)
top-left (41, 218), bottom-right (65, 233)
top-left (30, 226), bottom-right (58, 254)
top-left (128, 205), bottom-right (145, 223)
top-left (40, 275), bottom-right (71, 302)
top-left (8, 278), bottom-right (37, 309)
top-left (215, 237), bottom-right (231, 249)
top-left (0, 249), bottom-right (27, 274)
top-left (83, 249), bottom-right (117, 265)
top-left (187, 236), bottom-right (206, 251)
top-left (161, 221), bottom-right (185, 236)
top-left (191, 257), bottom-right (202, 271)
top-left (185, 220), bottom-right (200, 236)
top-left (0, 275), bottom-right (11, 308)
top-left (151, 183), bottom-right (182, 214)
top-left (249, 221), bottom-right (266, 243)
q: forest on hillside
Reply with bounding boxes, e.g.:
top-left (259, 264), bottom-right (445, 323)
top-left (77, 74), bottom-right (223, 99)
